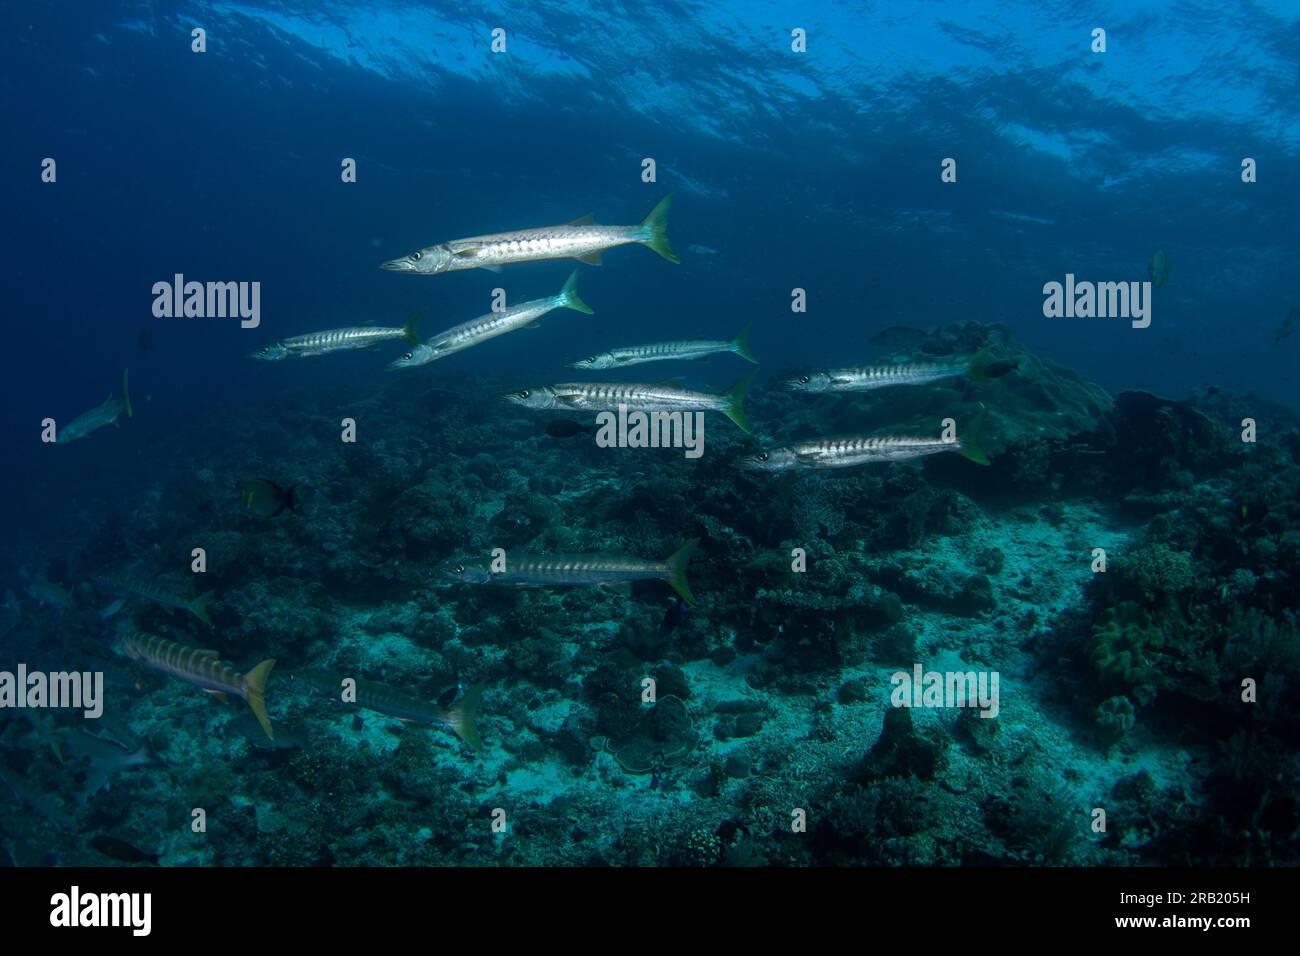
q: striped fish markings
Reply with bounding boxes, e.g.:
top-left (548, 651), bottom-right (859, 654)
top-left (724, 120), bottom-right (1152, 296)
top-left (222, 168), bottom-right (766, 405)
top-left (502, 370), bottom-right (757, 433)
top-left (58, 369), bottom-right (133, 444)
top-left (119, 633), bottom-right (276, 740)
top-left (739, 433), bottom-right (989, 472)
top-left (381, 196), bottom-right (678, 274)
top-left (389, 270), bottom-right (592, 370)
top-left (95, 572), bottom-right (215, 627)
top-left (442, 539), bottom-right (699, 605)
top-left (250, 312), bottom-right (422, 361)
top-left (568, 324), bottom-right (757, 370)
top-left (291, 671), bottom-right (484, 750)
top-left (783, 350), bottom-right (991, 394)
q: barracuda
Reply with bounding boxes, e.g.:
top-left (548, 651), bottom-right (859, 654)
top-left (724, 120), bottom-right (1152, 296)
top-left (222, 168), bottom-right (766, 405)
top-left (94, 572), bottom-right (215, 627)
top-left (389, 270), bottom-right (592, 370)
top-left (784, 349), bottom-right (990, 393)
top-left (119, 632), bottom-right (275, 740)
top-left (250, 312), bottom-right (421, 361)
top-left (502, 369), bottom-right (756, 432)
top-left (442, 539), bottom-right (699, 605)
top-left (739, 433), bottom-right (989, 471)
top-left (58, 369), bottom-right (132, 444)
top-left (569, 323), bottom-right (756, 370)
top-left (381, 196), bottom-right (678, 274)
top-left (291, 670), bottom-right (484, 750)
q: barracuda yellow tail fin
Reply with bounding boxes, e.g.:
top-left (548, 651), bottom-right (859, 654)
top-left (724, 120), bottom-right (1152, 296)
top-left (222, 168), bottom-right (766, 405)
top-left (446, 684), bottom-right (484, 751)
top-left (664, 538), bottom-right (699, 605)
top-left (191, 592), bottom-right (214, 628)
top-left (558, 269), bottom-right (593, 314)
top-left (720, 368), bottom-right (757, 433)
top-left (639, 195), bottom-right (679, 264)
top-left (402, 311), bottom-right (423, 344)
top-left (959, 412), bottom-right (991, 465)
top-left (243, 659), bottom-right (276, 740)
top-left (731, 323), bottom-right (757, 364)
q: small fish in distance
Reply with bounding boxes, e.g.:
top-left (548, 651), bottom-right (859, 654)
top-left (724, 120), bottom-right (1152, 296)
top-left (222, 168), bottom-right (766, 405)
top-left (250, 313), bottom-right (422, 360)
top-left (95, 571), bottom-right (215, 627)
top-left (569, 324), bottom-right (757, 370)
top-left (783, 350), bottom-right (994, 394)
top-left (739, 433), bottom-right (989, 472)
top-left (442, 539), bottom-right (699, 605)
top-left (57, 369), bottom-right (133, 444)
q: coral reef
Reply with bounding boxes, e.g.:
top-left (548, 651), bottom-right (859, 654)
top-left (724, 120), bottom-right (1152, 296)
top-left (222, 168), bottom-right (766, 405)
top-left (3, 324), bottom-right (1299, 867)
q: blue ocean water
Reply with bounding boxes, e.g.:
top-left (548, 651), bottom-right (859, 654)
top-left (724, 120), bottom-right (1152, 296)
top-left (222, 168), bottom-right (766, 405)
top-left (1, 1), bottom-right (1298, 868)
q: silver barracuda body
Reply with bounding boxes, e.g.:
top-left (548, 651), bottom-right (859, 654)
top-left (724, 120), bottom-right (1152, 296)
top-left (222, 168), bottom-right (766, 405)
top-left (389, 271), bottom-right (591, 370)
top-left (251, 314), bottom-right (420, 361)
top-left (58, 370), bottom-right (132, 444)
top-left (502, 369), bottom-right (756, 432)
top-left (783, 356), bottom-right (982, 394)
top-left (381, 196), bottom-right (677, 274)
top-left (441, 539), bottom-right (698, 604)
top-left (739, 433), bottom-right (990, 471)
top-left (569, 324), bottom-right (756, 370)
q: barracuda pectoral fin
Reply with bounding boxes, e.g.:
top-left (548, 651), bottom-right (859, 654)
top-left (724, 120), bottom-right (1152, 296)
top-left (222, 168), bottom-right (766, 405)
top-left (523, 322), bottom-right (541, 329)
top-left (795, 449), bottom-right (823, 462)
top-left (205, 690), bottom-right (229, 702)
top-left (830, 375), bottom-right (854, 386)
top-left (479, 265), bottom-right (503, 273)
top-left (576, 250), bottom-right (603, 265)
top-left (554, 393), bottom-right (585, 407)
top-left (568, 215), bottom-right (596, 225)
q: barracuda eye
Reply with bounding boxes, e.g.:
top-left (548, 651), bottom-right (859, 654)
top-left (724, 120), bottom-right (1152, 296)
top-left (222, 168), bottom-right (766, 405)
top-left (260, 347), bottom-right (270, 355)
top-left (518, 389), bottom-right (531, 399)
top-left (799, 375), bottom-right (809, 384)
top-left (455, 564), bottom-right (465, 574)
top-left (757, 452), bottom-right (769, 462)
top-left (403, 352), bottom-right (412, 360)
top-left (411, 251), bottom-right (422, 261)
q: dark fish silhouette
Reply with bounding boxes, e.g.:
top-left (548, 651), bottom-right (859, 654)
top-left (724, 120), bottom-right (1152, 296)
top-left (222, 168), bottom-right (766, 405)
top-left (545, 419), bottom-right (595, 438)
top-left (659, 598), bottom-right (690, 637)
top-left (242, 478), bottom-right (300, 517)
top-left (89, 834), bottom-right (160, 866)
top-left (1274, 307), bottom-right (1299, 345)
